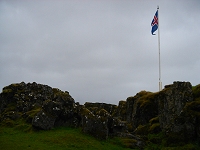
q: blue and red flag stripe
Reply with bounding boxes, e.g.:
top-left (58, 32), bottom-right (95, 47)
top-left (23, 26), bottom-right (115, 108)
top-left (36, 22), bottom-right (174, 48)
top-left (151, 10), bottom-right (158, 35)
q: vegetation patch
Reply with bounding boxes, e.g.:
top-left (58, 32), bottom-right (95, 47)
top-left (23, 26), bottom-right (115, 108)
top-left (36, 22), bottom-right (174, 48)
top-left (192, 84), bottom-right (200, 100)
top-left (148, 123), bottom-right (160, 133)
top-left (0, 126), bottom-right (131, 150)
top-left (134, 124), bottom-right (150, 135)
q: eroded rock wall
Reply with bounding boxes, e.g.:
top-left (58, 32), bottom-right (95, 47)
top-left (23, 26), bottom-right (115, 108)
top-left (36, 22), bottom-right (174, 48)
top-left (158, 81), bottom-right (196, 141)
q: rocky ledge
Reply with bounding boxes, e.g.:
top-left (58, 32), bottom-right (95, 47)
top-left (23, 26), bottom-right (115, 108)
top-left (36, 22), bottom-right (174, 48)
top-left (0, 81), bottom-right (200, 149)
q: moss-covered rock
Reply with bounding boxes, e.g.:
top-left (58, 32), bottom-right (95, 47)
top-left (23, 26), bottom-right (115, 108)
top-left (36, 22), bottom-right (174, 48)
top-left (126, 90), bottom-right (159, 131)
top-left (159, 81), bottom-right (195, 143)
top-left (32, 110), bottom-right (55, 130)
top-left (0, 82), bottom-right (77, 130)
top-left (84, 102), bottom-right (117, 115)
top-left (81, 108), bottom-right (109, 140)
top-left (184, 84), bottom-right (200, 139)
top-left (134, 124), bottom-right (150, 135)
top-left (114, 100), bottom-right (126, 121)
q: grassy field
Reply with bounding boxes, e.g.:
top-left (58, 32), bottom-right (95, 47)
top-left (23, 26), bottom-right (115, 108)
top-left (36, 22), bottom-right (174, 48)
top-left (0, 126), bottom-right (133, 150)
top-left (0, 123), bottom-right (199, 150)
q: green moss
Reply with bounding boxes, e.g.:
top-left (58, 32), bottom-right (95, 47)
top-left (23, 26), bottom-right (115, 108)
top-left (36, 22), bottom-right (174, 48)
top-left (96, 109), bottom-right (109, 117)
top-left (25, 108), bottom-right (42, 123)
top-left (148, 123), bottom-right (160, 134)
top-left (52, 88), bottom-right (60, 94)
top-left (147, 132), bottom-right (164, 145)
top-left (119, 100), bottom-right (126, 106)
top-left (96, 109), bottom-right (110, 122)
top-left (53, 88), bottom-right (70, 97)
top-left (126, 123), bottom-right (133, 132)
top-left (184, 101), bottom-right (200, 117)
top-left (149, 116), bottom-right (159, 125)
top-left (2, 88), bottom-right (12, 94)
top-left (137, 92), bottom-right (158, 111)
top-left (120, 138), bottom-right (137, 149)
top-left (0, 118), bottom-right (15, 127)
top-left (87, 107), bottom-right (99, 114)
top-left (11, 83), bottom-right (20, 87)
top-left (192, 84), bottom-right (200, 100)
top-left (4, 103), bottom-right (16, 112)
top-left (108, 137), bottom-right (139, 149)
top-left (137, 90), bottom-right (152, 97)
top-left (134, 124), bottom-right (150, 135)
top-left (81, 108), bottom-right (95, 119)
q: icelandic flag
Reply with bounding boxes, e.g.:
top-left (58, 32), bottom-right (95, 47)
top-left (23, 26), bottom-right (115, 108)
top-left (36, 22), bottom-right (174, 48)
top-left (151, 10), bottom-right (158, 35)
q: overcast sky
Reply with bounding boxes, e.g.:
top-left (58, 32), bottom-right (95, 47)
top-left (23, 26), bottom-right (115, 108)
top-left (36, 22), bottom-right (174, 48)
top-left (1, 0), bottom-right (200, 104)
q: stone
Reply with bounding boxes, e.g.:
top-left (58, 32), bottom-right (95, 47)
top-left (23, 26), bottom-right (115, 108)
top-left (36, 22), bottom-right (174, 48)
top-left (114, 100), bottom-right (126, 121)
top-left (0, 82), bottom-right (78, 129)
top-left (108, 117), bottom-right (128, 136)
top-left (84, 102), bottom-right (117, 115)
top-left (81, 108), bottom-right (110, 140)
top-left (32, 110), bottom-right (56, 130)
top-left (126, 91), bottom-right (159, 130)
top-left (158, 81), bottom-right (195, 142)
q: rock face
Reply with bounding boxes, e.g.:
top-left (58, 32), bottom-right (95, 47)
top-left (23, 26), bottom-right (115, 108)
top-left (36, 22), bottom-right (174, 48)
top-left (81, 108), bottom-right (110, 140)
top-left (32, 110), bottom-right (56, 130)
top-left (1, 81), bottom-right (200, 148)
top-left (0, 82), bottom-right (77, 130)
top-left (115, 100), bottom-right (127, 121)
top-left (159, 81), bottom-right (196, 142)
top-left (126, 91), bottom-right (159, 131)
top-left (84, 102), bottom-right (117, 115)
top-left (81, 103), bottom-right (128, 140)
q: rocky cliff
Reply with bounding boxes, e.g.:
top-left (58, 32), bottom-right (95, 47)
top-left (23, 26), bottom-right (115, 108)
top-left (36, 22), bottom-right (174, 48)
top-left (0, 81), bottom-right (200, 149)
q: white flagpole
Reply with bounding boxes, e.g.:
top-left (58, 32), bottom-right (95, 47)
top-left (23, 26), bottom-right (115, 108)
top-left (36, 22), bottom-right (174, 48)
top-left (157, 6), bottom-right (162, 91)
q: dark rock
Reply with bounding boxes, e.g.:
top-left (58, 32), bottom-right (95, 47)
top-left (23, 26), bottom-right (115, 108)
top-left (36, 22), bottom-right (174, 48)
top-left (42, 100), bottom-right (62, 117)
top-left (126, 91), bottom-right (159, 130)
top-left (148, 117), bottom-right (161, 134)
top-left (32, 110), bottom-right (56, 130)
top-left (158, 81), bottom-right (195, 142)
top-left (108, 117), bottom-right (128, 136)
top-left (84, 102), bottom-right (117, 115)
top-left (0, 82), bottom-right (77, 130)
top-left (114, 100), bottom-right (126, 121)
top-left (55, 102), bottom-right (82, 128)
top-left (81, 108), bottom-right (110, 140)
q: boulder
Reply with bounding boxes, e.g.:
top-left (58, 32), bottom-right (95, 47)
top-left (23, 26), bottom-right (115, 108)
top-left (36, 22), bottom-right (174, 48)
top-left (81, 108), bottom-right (110, 140)
top-left (108, 117), bottom-right (128, 136)
top-left (32, 110), bottom-right (55, 130)
top-left (0, 82), bottom-right (78, 129)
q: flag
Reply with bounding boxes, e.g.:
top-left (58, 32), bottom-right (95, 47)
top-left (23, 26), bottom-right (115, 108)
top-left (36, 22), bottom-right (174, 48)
top-left (151, 10), bottom-right (158, 35)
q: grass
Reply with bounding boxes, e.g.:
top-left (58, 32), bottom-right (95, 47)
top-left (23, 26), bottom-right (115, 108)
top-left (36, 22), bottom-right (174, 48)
top-left (0, 126), bottom-right (133, 150)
